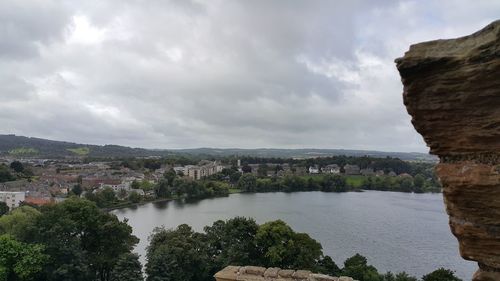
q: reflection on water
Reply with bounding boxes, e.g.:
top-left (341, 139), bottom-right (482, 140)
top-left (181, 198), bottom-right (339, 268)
top-left (113, 191), bottom-right (476, 279)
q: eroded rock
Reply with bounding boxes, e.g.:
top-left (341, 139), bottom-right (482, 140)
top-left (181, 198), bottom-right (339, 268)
top-left (396, 20), bottom-right (500, 281)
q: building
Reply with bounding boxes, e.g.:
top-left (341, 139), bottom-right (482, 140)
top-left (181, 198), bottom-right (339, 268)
top-left (308, 165), bottom-right (320, 174)
top-left (186, 161), bottom-right (224, 180)
top-left (322, 164), bottom-right (340, 174)
top-left (0, 191), bottom-right (25, 210)
top-left (343, 164), bottom-right (360, 175)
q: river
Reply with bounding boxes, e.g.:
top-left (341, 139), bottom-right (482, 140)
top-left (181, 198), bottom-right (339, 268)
top-left (112, 191), bottom-right (476, 279)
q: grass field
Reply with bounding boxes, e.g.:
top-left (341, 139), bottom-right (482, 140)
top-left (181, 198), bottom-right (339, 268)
top-left (67, 147), bottom-right (90, 155)
top-left (8, 147), bottom-right (39, 155)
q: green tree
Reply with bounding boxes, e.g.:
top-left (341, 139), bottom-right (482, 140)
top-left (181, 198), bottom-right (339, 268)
top-left (342, 254), bottom-right (381, 281)
top-left (71, 184), bottom-right (83, 196)
top-left (154, 179), bottom-right (171, 198)
top-left (29, 198), bottom-right (138, 281)
top-left (163, 169), bottom-right (177, 185)
top-left (257, 164), bottom-right (268, 177)
top-left (422, 268), bottom-right (462, 281)
top-left (0, 206), bottom-right (40, 240)
top-left (0, 235), bottom-right (48, 281)
top-left (413, 174), bottom-right (425, 193)
top-left (316, 255), bottom-right (340, 277)
top-left (237, 174), bottom-right (257, 192)
top-left (146, 225), bottom-right (209, 281)
top-left (10, 161), bottom-right (24, 173)
top-left (0, 202), bottom-right (8, 217)
top-left (204, 217), bottom-right (259, 270)
top-left (128, 191), bottom-right (142, 204)
top-left (0, 165), bottom-right (15, 183)
top-left (254, 220), bottom-right (323, 269)
top-left (110, 253), bottom-right (143, 281)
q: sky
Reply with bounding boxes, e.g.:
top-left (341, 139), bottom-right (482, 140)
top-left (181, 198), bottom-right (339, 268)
top-left (1, 1), bottom-right (498, 152)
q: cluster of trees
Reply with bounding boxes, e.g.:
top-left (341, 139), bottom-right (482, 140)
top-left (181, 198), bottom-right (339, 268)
top-left (0, 161), bottom-right (34, 183)
top-left (0, 199), bottom-right (139, 281)
top-left (145, 217), bottom-right (462, 281)
top-left (237, 174), bottom-right (350, 193)
top-left (154, 171), bottom-right (230, 200)
top-left (361, 175), bottom-right (441, 193)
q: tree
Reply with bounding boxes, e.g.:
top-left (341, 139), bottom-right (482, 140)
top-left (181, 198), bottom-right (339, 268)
top-left (422, 268), bottom-right (462, 281)
top-left (241, 165), bottom-right (252, 174)
top-left (163, 169), bottom-right (177, 185)
top-left (316, 255), bottom-right (340, 277)
top-left (254, 220), bottom-right (323, 269)
top-left (155, 179), bottom-right (171, 198)
top-left (0, 202), bottom-right (8, 217)
top-left (110, 253), bottom-right (143, 281)
top-left (257, 164), bottom-right (268, 177)
top-left (204, 217), bottom-right (259, 270)
top-left (0, 165), bottom-right (15, 183)
top-left (0, 235), bottom-right (48, 281)
top-left (342, 254), bottom-right (381, 281)
top-left (413, 174), bottom-right (425, 193)
top-left (10, 161), bottom-right (24, 173)
top-left (0, 206), bottom-right (40, 240)
top-left (237, 174), bottom-right (257, 192)
top-left (128, 191), bottom-right (142, 204)
top-left (71, 184), bottom-right (83, 196)
top-left (146, 225), bottom-right (210, 281)
top-left (28, 198), bottom-right (138, 281)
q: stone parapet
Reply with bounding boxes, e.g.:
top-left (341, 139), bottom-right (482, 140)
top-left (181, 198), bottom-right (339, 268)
top-left (214, 266), bottom-right (357, 281)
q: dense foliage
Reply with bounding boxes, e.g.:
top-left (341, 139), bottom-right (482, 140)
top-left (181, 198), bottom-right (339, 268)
top-left (0, 199), bottom-right (138, 281)
top-left (146, 217), bottom-right (462, 281)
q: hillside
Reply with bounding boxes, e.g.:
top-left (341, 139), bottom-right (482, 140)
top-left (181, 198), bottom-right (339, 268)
top-left (0, 134), bottom-right (437, 161)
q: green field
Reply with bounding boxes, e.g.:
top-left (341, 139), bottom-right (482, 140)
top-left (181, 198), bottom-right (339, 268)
top-left (67, 147), bottom-right (90, 155)
top-left (8, 147), bottom-right (39, 155)
top-left (344, 175), bottom-right (365, 187)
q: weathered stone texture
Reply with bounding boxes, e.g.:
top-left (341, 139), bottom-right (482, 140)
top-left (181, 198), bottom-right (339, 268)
top-left (396, 20), bottom-right (500, 281)
top-left (214, 266), bottom-right (351, 281)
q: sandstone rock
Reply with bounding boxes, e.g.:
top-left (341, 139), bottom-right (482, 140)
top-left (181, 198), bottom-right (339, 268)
top-left (396, 20), bottom-right (500, 281)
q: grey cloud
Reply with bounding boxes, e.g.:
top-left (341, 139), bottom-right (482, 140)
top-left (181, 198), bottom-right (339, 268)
top-left (0, 0), bottom-right (496, 151)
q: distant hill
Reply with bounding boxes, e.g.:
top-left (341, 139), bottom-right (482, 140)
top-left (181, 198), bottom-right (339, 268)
top-left (0, 134), bottom-right (437, 161)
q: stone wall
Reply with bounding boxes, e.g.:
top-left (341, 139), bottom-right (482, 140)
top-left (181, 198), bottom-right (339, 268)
top-left (395, 20), bottom-right (500, 281)
top-left (214, 266), bottom-right (357, 281)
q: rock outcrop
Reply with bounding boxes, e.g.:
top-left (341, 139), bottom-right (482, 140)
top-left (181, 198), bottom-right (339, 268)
top-left (395, 20), bottom-right (500, 281)
top-left (214, 266), bottom-right (357, 281)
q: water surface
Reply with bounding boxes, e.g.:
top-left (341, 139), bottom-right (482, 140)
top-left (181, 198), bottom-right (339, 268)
top-left (113, 191), bottom-right (476, 279)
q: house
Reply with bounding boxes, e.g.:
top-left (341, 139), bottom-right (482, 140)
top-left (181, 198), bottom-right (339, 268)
top-left (322, 164), bottom-right (340, 174)
top-left (343, 164), bottom-right (360, 175)
top-left (375, 170), bottom-right (385, 176)
top-left (0, 191), bottom-right (26, 209)
top-left (308, 165), bottom-right (320, 174)
top-left (360, 168), bottom-right (375, 176)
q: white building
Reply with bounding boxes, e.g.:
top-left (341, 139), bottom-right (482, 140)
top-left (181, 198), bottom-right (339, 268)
top-left (186, 161), bottom-right (224, 180)
top-left (308, 165), bottom-right (320, 174)
top-left (0, 191), bottom-right (25, 210)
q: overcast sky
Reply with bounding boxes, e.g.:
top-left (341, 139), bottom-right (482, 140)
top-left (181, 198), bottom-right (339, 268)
top-left (1, 1), bottom-right (498, 152)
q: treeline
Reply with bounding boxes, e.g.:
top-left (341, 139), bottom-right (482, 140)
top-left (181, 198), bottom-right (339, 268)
top-left (233, 173), bottom-right (440, 194)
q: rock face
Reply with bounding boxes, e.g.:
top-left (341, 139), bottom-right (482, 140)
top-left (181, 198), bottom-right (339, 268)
top-left (213, 266), bottom-right (356, 281)
top-left (396, 20), bottom-right (500, 281)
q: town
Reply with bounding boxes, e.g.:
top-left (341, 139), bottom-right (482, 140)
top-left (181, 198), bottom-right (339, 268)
top-left (0, 154), bottom-right (439, 212)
